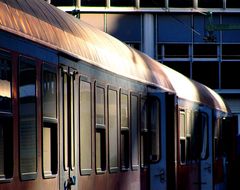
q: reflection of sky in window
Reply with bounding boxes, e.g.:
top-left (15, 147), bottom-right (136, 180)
top-left (20, 85), bottom-right (35, 97)
top-left (0, 80), bottom-right (11, 98)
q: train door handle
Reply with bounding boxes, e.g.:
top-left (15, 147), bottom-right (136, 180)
top-left (204, 164), bottom-right (211, 173)
top-left (155, 169), bottom-right (165, 183)
top-left (64, 176), bottom-right (76, 190)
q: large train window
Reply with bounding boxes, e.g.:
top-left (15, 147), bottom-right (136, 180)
top-left (149, 97), bottom-right (160, 162)
top-left (0, 52), bottom-right (13, 180)
top-left (120, 90), bottom-right (129, 170)
top-left (130, 93), bottom-right (139, 170)
top-left (179, 110), bottom-right (194, 164)
top-left (95, 83), bottom-right (106, 173)
top-left (80, 77), bottom-right (92, 175)
top-left (108, 87), bottom-right (118, 173)
top-left (192, 111), bottom-right (209, 160)
top-left (19, 57), bottom-right (37, 180)
top-left (42, 64), bottom-right (58, 178)
top-left (200, 113), bottom-right (208, 160)
top-left (140, 97), bottom-right (148, 168)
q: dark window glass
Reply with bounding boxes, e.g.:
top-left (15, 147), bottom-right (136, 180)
top-left (0, 53), bottom-right (13, 179)
top-left (0, 57), bottom-right (11, 112)
top-left (81, 0), bottom-right (106, 6)
top-left (221, 61), bottom-right (240, 89)
top-left (164, 44), bottom-right (189, 58)
top-left (192, 61), bottom-right (219, 89)
top-left (131, 94), bottom-right (139, 170)
top-left (96, 86), bottom-right (106, 173)
top-left (19, 58), bottom-right (37, 180)
top-left (42, 66), bottom-right (57, 177)
top-left (51, 0), bottom-right (75, 6)
top-left (169, 0), bottom-right (193, 7)
top-left (43, 69), bottom-right (57, 118)
top-left (140, 98), bottom-right (148, 168)
top-left (120, 92), bottom-right (129, 170)
top-left (227, 0), bottom-right (240, 8)
top-left (140, 0), bottom-right (164, 7)
top-left (200, 113), bottom-right (208, 160)
top-left (149, 97), bottom-right (160, 162)
top-left (163, 61), bottom-right (190, 78)
top-left (111, 0), bottom-right (135, 6)
top-left (192, 112), bottom-right (209, 160)
top-left (198, 0), bottom-right (223, 8)
top-left (80, 80), bottom-right (92, 175)
top-left (108, 89), bottom-right (118, 172)
top-left (222, 44), bottom-right (240, 60)
top-left (193, 44), bottom-right (218, 58)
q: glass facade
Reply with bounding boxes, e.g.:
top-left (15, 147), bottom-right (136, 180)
top-left (52, 0), bottom-right (240, 113)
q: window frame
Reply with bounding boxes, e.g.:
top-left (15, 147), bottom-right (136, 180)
top-left (140, 95), bottom-right (148, 169)
top-left (42, 63), bottom-right (58, 178)
top-left (107, 85), bottom-right (119, 173)
top-left (95, 81), bottom-right (107, 174)
top-left (0, 50), bottom-right (13, 181)
top-left (120, 89), bottom-right (130, 171)
top-left (130, 92), bottom-right (140, 170)
top-left (19, 56), bottom-right (38, 181)
top-left (79, 75), bottom-right (93, 175)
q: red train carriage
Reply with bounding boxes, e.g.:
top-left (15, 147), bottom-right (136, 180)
top-left (0, 0), bottom-right (235, 190)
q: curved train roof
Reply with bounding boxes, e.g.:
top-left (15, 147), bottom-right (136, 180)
top-left (0, 0), bottom-right (229, 113)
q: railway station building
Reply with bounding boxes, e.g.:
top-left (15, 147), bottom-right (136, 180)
top-left (48, 0), bottom-right (240, 130)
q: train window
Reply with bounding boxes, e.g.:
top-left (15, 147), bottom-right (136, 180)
top-left (149, 97), bottom-right (160, 162)
top-left (179, 111), bottom-right (186, 164)
top-left (42, 65), bottom-right (58, 178)
top-left (192, 112), bottom-right (209, 160)
top-left (0, 53), bottom-right (13, 179)
top-left (80, 79), bottom-right (92, 175)
top-left (19, 57), bottom-right (37, 180)
top-left (214, 119), bottom-right (222, 159)
top-left (120, 91), bottom-right (129, 170)
top-left (108, 88), bottom-right (118, 173)
top-left (140, 97), bottom-right (148, 168)
top-left (131, 93), bottom-right (139, 170)
top-left (200, 113), bottom-right (208, 160)
top-left (95, 85), bottom-right (106, 173)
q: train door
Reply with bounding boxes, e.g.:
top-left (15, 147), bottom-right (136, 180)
top-left (198, 107), bottom-right (213, 190)
top-left (59, 64), bottom-right (78, 190)
top-left (147, 90), bottom-right (175, 190)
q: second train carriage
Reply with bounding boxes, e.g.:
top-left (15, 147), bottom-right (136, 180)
top-left (0, 0), bottom-right (236, 190)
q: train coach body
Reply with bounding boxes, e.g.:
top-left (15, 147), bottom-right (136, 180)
top-left (0, 1), bottom-right (235, 190)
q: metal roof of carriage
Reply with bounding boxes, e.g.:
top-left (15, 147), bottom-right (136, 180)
top-left (0, 0), bottom-right (229, 113)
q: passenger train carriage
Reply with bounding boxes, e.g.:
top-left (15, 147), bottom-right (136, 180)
top-left (0, 0), bottom-right (236, 190)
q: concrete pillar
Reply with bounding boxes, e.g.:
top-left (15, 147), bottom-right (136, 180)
top-left (143, 14), bottom-right (155, 58)
top-left (193, 0), bottom-right (198, 8)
